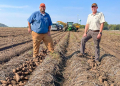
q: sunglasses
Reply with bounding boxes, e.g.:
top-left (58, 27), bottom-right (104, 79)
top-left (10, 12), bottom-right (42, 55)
top-left (92, 6), bottom-right (97, 8)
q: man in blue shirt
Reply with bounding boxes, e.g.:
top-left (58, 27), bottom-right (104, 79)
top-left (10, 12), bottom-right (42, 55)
top-left (27, 3), bottom-right (54, 58)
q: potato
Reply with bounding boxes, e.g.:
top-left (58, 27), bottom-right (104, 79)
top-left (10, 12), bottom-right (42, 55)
top-left (98, 76), bottom-right (103, 83)
top-left (13, 69), bottom-right (16, 73)
top-left (104, 81), bottom-right (109, 86)
top-left (11, 80), bottom-right (16, 84)
top-left (15, 73), bottom-right (20, 82)
top-left (40, 60), bottom-right (43, 63)
top-left (110, 83), bottom-right (115, 86)
top-left (19, 81), bottom-right (24, 86)
top-left (0, 80), bottom-right (7, 84)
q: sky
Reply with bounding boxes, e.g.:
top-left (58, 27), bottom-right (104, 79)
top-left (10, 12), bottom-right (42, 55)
top-left (0, 0), bottom-right (120, 27)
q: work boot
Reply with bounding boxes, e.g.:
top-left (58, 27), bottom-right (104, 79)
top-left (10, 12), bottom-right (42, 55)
top-left (95, 60), bottom-right (101, 66)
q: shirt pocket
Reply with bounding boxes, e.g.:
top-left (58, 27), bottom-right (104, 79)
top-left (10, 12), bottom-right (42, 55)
top-left (94, 16), bottom-right (100, 23)
top-left (36, 19), bottom-right (42, 27)
top-left (44, 17), bottom-right (49, 26)
top-left (36, 18), bottom-right (41, 23)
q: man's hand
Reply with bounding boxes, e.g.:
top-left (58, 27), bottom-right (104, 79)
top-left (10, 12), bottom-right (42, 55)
top-left (97, 33), bottom-right (101, 39)
top-left (97, 23), bottom-right (104, 39)
top-left (83, 24), bottom-right (89, 37)
top-left (83, 33), bottom-right (87, 37)
top-left (28, 22), bottom-right (32, 33)
top-left (28, 28), bottom-right (32, 33)
top-left (47, 31), bottom-right (51, 36)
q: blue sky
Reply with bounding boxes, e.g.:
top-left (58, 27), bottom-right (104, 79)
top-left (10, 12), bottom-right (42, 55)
top-left (0, 0), bottom-right (120, 27)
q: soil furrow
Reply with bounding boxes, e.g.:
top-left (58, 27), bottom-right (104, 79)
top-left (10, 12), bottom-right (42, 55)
top-left (0, 40), bottom-right (32, 51)
top-left (0, 31), bottom-right (57, 49)
top-left (0, 32), bottom-right (64, 64)
top-left (25, 32), bottom-right (69, 86)
top-left (0, 32), bottom-right (67, 86)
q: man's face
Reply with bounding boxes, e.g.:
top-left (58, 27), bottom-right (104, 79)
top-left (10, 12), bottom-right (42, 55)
top-left (40, 6), bottom-right (46, 13)
top-left (91, 6), bottom-right (98, 13)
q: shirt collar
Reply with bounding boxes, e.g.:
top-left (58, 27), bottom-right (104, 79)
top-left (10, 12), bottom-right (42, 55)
top-left (39, 11), bottom-right (46, 16)
top-left (91, 11), bottom-right (99, 16)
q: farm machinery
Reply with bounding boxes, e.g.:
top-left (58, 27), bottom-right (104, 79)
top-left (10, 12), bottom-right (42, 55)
top-left (63, 22), bottom-right (78, 32)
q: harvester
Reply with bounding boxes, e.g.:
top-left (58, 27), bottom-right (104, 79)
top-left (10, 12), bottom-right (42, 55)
top-left (63, 22), bottom-right (77, 32)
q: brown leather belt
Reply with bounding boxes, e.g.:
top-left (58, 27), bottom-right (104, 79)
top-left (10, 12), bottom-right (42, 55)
top-left (90, 30), bottom-right (99, 32)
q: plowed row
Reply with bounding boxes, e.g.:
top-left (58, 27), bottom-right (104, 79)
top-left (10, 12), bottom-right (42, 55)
top-left (0, 27), bottom-right (120, 86)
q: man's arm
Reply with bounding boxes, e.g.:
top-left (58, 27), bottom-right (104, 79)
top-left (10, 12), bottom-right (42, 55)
top-left (99, 23), bottom-right (104, 33)
top-left (84, 14), bottom-right (90, 37)
top-left (28, 22), bottom-right (32, 33)
top-left (48, 26), bottom-right (51, 31)
top-left (47, 26), bottom-right (51, 36)
top-left (98, 12), bottom-right (105, 36)
top-left (48, 14), bottom-right (52, 32)
top-left (97, 23), bottom-right (104, 39)
top-left (83, 24), bottom-right (89, 37)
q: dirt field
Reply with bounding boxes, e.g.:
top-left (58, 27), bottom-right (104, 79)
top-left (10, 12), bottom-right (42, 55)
top-left (0, 27), bottom-right (120, 86)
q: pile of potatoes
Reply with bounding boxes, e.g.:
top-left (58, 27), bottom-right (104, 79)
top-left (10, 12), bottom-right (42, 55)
top-left (0, 49), bottom-right (47, 86)
top-left (87, 56), bottom-right (98, 71)
top-left (87, 56), bottom-right (118, 86)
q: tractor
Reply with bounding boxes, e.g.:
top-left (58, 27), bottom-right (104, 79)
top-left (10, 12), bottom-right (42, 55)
top-left (63, 22), bottom-right (77, 32)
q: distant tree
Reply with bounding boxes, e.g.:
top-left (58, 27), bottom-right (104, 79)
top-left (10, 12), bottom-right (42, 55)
top-left (103, 22), bottom-right (109, 30)
top-left (80, 25), bottom-right (85, 29)
top-left (108, 24), bottom-right (120, 30)
top-left (108, 24), bottom-right (115, 30)
top-left (73, 23), bottom-right (80, 26)
top-left (116, 24), bottom-right (120, 30)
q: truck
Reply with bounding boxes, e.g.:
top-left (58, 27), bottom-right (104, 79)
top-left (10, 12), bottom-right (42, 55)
top-left (51, 22), bottom-right (59, 31)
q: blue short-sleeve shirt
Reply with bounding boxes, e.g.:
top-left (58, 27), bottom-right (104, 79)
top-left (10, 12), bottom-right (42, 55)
top-left (27, 11), bottom-right (52, 34)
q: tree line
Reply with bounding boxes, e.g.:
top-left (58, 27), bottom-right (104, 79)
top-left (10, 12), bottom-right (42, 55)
top-left (80, 22), bottom-right (120, 30)
top-left (104, 22), bottom-right (120, 30)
